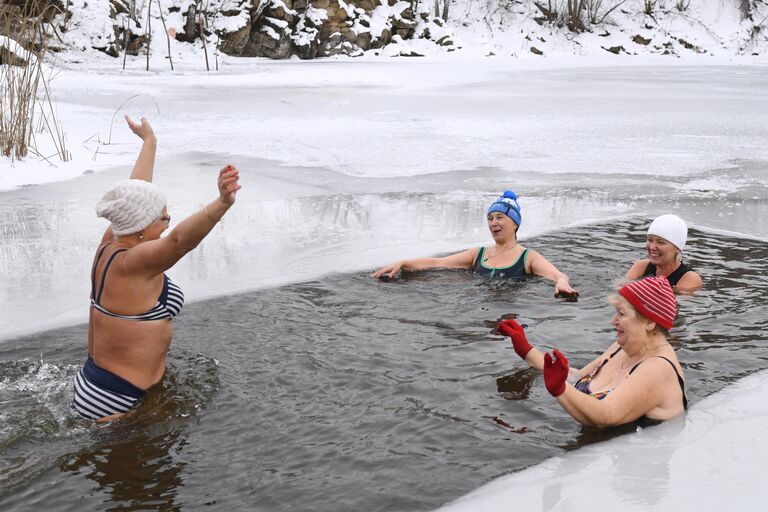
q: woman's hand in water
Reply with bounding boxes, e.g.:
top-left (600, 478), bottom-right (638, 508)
top-left (543, 350), bottom-right (569, 397)
top-left (497, 319), bottom-right (534, 360)
top-left (125, 115), bottom-right (156, 142)
top-left (218, 165), bottom-right (241, 205)
top-left (371, 261), bottom-right (404, 279)
top-left (554, 277), bottom-right (579, 302)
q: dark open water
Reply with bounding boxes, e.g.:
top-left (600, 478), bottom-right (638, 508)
top-left (2, 219), bottom-right (767, 511)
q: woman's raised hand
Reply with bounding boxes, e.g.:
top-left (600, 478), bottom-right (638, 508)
top-left (543, 350), bottom-right (569, 397)
top-left (497, 319), bottom-right (534, 359)
top-left (124, 115), bottom-right (156, 142)
top-left (218, 165), bottom-right (241, 205)
top-left (371, 261), bottom-right (404, 279)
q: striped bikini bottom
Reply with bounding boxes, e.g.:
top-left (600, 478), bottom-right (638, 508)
top-left (72, 357), bottom-right (146, 421)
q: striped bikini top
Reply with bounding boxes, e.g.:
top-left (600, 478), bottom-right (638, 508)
top-left (90, 244), bottom-right (184, 321)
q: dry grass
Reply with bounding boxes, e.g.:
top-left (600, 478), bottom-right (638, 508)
top-left (0, 11), bottom-right (69, 162)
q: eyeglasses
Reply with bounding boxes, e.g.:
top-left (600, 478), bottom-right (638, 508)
top-left (159, 215), bottom-right (171, 224)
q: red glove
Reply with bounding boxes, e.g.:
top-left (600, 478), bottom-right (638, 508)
top-left (543, 349), bottom-right (569, 397)
top-left (497, 319), bottom-right (533, 360)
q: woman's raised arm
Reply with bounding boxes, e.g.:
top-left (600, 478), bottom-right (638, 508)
top-left (125, 165), bottom-right (241, 276)
top-left (125, 115), bottom-right (157, 182)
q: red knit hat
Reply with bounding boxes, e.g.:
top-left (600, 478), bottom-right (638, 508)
top-left (618, 276), bottom-right (677, 330)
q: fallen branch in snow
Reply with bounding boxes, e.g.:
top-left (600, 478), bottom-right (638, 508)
top-left (107, 94), bottom-right (160, 144)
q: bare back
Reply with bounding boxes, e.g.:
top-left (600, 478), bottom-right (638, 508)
top-left (88, 244), bottom-right (174, 389)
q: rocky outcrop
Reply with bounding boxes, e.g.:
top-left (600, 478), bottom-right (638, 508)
top-left (17, 0), bottom-right (456, 61)
top-left (221, 0), bottom-right (452, 59)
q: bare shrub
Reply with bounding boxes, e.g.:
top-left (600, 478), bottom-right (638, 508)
top-left (564, 0), bottom-right (587, 32)
top-left (585, 0), bottom-right (626, 25)
top-left (535, 0), bottom-right (624, 32)
top-left (534, 1), bottom-right (560, 23)
top-left (0, 11), bottom-right (69, 162)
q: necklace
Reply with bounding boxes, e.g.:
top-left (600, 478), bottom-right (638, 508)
top-left (483, 244), bottom-right (518, 262)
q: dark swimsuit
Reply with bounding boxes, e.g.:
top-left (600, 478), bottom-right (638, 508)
top-left (72, 243), bottom-right (185, 420)
top-left (574, 347), bottom-right (688, 409)
top-left (472, 247), bottom-right (529, 279)
top-left (643, 261), bottom-right (693, 287)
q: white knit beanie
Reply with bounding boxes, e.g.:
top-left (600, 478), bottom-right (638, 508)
top-left (95, 179), bottom-right (167, 236)
top-left (647, 214), bottom-right (687, 251)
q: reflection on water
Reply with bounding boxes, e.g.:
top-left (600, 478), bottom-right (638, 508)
top-left (60, 424), bottom-right (187, 511)
top-left (1, 219), bottom-right (768, 511)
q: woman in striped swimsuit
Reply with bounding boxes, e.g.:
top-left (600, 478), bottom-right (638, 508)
top-left (72, 115), bottom-right (241, 422)
top-left (498, 276), bottom-right (687, 427)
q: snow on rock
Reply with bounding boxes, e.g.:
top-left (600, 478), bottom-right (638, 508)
top-left (1, 0), bottom-right (762, 62)
top-left (0, 0), bottom-right (764, 64)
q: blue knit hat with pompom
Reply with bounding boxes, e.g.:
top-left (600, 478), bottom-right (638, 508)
top-left (487, 189), bottom-right (522, 227)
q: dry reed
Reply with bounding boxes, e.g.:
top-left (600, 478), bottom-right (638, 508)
top-left (1, 11), bottom-right (69, 162)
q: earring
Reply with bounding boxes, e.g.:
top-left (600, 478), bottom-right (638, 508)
top-left (139, 233), bottom-right (144, 240)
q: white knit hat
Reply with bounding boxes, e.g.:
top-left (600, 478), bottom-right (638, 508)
top-left (95, 179), bottom-right (167, 236)
top-left (647, 214), bottom-right (687, 251)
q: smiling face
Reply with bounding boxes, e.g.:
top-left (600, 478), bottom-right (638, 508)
top-left (611, 295), bottom-right (652, 350)
top-left (646, 234), bottom-right (679, 266)
top-left (487, 212), bottom-right (518, 243)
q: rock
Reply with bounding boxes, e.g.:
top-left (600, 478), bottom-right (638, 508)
top-left (392, 17), bottom-right (417, 40)
top-left (603, 45), bottom-right (624, 54)
top-left (370, 27), bottom-right (391, 49)
top-left (530, 46), bottom-right (543, 55)
top-left (677, 38), bottom-right (699, 52)
top-left (356, 31), bottom-right (372, 49)
top-left (356, 0), bottom-right (379, 10)
top-left (271, 4), bottom-right (295, 21)
top-left (95, 43), bottom-right (120, 57)
top-left (632, 34), bottom-right (651, 45)
top-left (398, 49), bottom-right (424, 57)
top-left (244, 29), bottom-right (293, 59)
top-left (219, 22), bottom-right (251, 55)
